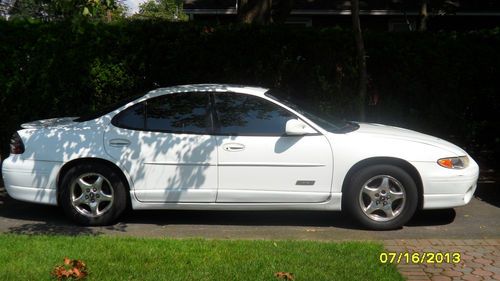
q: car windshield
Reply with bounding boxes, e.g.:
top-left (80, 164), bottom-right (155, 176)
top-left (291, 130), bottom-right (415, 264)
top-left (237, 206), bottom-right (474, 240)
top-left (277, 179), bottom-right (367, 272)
top-left (265, 90), bottom-right (359, 133)
top-left (75, 93), bottom-right (144, 122)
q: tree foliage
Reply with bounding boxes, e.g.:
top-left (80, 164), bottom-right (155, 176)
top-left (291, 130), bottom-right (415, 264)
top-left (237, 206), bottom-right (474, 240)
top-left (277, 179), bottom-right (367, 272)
top-left (133, 0), bottom-right (187, 21)
top-left (6, 0), bottom-right (126, 21)
top-left (0, 21), bottom-right (499, 164)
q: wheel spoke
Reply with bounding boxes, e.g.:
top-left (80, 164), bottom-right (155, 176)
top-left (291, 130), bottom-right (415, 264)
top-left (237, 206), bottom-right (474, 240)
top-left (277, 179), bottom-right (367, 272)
top-left (382, 205), bottom-right (395, 218)
top-left (364, 201), bottom-right (380, 214)
top-left (389, 190), bottom-right (405, 201)
top-left (98, 191), bottom-right (113, 202)
top-left (93, 176), bottom-right (104, 190)
top-left (362, 185), bottom-right (379, 200)
top-left (77, 178), bottom-right (93, 189)
top-left (379, 177), bottom-right (390, 189)
top-left (72, 194), bottom-right (87, 205)
top-left (89, 202), bottom-right (99, 216)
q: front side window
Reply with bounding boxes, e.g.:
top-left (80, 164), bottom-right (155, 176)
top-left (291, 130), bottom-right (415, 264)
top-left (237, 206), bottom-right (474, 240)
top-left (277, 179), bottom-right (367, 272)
top-left (214, 93), bottom-right (296, 136)
top-left (112, 93), bottom-right (211, 134)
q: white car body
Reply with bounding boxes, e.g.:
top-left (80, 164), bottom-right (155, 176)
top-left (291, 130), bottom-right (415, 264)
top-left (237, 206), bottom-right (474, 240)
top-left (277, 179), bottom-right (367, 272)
top-left (2, 84), bottom-right (479, 227)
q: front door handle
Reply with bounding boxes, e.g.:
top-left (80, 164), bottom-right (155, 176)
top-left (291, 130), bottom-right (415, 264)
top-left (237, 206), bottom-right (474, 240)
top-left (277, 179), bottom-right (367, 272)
top-left (109, 139), bottom-right (131, 147)
top-left (223, 143), bottom-right (245, 152)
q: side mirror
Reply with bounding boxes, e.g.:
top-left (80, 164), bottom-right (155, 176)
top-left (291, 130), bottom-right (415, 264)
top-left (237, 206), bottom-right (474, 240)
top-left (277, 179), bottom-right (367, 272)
top-left (285, 119), bottom-right (316, 136)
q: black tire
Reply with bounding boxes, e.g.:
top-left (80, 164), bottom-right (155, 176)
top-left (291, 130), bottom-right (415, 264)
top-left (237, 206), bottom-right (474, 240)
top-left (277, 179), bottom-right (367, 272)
top-left (59, 162), bottom-right (127, 226)
top-left (343, 164), bottom-right (418, 230)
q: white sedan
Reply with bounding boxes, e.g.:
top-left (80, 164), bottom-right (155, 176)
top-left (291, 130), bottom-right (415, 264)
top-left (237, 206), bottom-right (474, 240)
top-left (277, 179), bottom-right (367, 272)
top-left (1, 84), bottom-right (479, 230)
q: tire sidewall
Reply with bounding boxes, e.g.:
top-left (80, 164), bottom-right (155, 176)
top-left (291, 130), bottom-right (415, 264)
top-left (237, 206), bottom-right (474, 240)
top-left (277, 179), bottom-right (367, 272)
top-left (60, 163), bottom-right (127, 226)
top-left (344, 164), bottom-right (418, 230)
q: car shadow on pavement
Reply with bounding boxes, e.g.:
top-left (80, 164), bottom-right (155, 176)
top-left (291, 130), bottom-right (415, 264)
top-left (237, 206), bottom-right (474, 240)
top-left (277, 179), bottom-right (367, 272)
top-left (122, 207), bottom-right (457, 230)
top-left (0, 192), bottom-right (128, 235)
top-left (123, 209), bottom-right (366, 229)
top-left (406, 209), bottom-right (456, 227)
top-left (0, 192), bottom-right (458, 235)
top-left (7, 222), bottom-right (102, 236)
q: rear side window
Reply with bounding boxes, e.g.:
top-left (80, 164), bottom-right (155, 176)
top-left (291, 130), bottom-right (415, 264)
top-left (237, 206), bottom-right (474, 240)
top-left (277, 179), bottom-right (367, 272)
top-left (145, 93), bottom-right (210, 134)
top-left (112, 93), bottom-right (211, 134)
top-left (214, 93), bottom-right (296, 136)
top-left (112, 103), bottom-right (145, 130)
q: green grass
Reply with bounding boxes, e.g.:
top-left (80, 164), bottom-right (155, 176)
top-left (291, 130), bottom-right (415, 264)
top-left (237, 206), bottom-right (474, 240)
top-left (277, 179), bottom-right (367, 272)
top-left (0, 235), bottom-right (403, 281)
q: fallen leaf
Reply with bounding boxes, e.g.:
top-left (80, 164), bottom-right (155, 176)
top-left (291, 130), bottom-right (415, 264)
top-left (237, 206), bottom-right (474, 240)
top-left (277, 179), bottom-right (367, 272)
top-left (52, 258), bottom-right (88, 280)
top-left (72, 267), bottom-right (87, 280)
top-left (63, 269), bottom-right (73, 278)
top-left (73, 260), bottom-right (86, 269)
top-left (275, 271), bottom-right (295, 280)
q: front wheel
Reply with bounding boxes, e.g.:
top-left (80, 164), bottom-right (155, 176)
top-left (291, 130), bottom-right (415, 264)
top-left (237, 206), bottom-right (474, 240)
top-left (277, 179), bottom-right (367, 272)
top-left (344, 165), bottom-right (418, 230)
top-left (60, 163), bottom-right (127, 226)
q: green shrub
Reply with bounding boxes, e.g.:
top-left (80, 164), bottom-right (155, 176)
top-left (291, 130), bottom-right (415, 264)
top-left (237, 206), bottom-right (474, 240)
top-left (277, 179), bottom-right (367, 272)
top-left (0, 20), bottom-right (498, 165)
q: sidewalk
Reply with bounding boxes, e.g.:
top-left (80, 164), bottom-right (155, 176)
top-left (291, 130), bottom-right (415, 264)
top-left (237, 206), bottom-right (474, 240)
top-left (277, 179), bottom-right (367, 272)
top-left (384, 239), bottom-right (500, 281)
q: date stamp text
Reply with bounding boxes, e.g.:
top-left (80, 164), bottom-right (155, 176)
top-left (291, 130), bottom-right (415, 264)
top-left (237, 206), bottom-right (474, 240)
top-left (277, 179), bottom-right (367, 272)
top-left (379, 252), bottom-right (461, 264)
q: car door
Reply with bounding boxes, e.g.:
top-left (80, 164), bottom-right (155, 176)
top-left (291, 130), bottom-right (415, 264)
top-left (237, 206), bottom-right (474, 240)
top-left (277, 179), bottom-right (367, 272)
top-left (104, 92), bottom-right (218, 203)
top-left (213, 92), bottom-right (333, 203)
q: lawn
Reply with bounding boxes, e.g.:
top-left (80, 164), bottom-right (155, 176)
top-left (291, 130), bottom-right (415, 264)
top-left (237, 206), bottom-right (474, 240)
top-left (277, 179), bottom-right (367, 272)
top-left (0, 235), bottom-right (403, 281)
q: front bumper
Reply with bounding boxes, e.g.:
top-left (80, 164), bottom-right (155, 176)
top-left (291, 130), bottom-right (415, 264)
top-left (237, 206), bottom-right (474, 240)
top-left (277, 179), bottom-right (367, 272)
top-left (1, 155), bottom-right (61, 205)
top-left (412, 158), bottom-right (479, 209)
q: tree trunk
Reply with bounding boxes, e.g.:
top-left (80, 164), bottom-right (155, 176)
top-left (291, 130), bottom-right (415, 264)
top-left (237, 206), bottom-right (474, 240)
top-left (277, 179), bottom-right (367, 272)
top-left (351, 0), bottom-right (367, 121)
top-left (238, 0), bottom-right (272, 24)
top-left (419, 0), bottom-right (428, 32)
top-left (271, 0), bottom-right (293, 23)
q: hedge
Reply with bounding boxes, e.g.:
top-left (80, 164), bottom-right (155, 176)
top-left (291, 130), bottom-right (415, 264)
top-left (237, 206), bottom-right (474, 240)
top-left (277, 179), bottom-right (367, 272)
top-left (0, 20), bottom-right (499, 165)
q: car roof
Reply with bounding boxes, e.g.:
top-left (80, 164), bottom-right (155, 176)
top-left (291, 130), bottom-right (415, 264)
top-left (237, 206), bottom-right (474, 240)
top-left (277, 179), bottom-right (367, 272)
top-left (144, 84), bottom-right (269, 99)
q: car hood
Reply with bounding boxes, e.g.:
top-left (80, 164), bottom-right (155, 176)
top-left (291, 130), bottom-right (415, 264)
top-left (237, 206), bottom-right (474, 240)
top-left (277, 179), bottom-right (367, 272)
top-left (353, 122), bottom-right (467, 156)
top-left (21, 117), bottom-right (78, 129)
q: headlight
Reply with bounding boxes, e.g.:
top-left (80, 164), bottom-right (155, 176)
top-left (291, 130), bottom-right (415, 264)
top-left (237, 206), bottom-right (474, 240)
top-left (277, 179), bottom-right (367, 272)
top-left (437, 156), bottom-right (469, 169)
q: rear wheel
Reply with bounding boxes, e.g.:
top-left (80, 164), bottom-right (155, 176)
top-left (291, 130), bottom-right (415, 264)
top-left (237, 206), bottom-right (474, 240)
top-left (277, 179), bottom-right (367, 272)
top-left (344, 165), bottom-right (418, 230)
top-left (60, 163), bottom-right (127, 226)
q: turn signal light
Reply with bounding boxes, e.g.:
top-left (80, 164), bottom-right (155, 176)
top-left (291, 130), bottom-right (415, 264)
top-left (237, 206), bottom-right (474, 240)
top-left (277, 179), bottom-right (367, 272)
top-left (437, 156), bottom-right (469, 169)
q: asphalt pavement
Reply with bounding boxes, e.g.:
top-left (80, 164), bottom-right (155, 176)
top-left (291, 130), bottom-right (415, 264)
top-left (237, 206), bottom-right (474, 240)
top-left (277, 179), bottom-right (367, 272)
top-left (0, 181), bottom-right (498, 240)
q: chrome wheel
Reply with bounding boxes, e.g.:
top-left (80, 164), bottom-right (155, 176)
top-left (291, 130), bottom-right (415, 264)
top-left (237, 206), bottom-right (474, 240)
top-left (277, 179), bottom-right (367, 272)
top-left (70, 173), bottom-right (114, 218)
top-left (358, 175), bottom-right (406, 222)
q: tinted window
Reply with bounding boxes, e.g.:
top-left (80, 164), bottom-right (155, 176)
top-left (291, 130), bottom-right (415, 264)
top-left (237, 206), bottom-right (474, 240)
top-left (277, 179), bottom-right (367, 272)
top-left (214, 93), bottom-right (295, 136)
top-left (145, 93), bottom-right (210, 134)
top-left (112, 103), bottom-right (145, 130)
top-left (112, 93), bottom-right (211, 134)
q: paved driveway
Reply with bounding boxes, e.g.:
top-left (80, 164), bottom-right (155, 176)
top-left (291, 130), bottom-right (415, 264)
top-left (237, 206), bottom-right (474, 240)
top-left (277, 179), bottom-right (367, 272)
top-left (0, 182), bottom-right (498, 240)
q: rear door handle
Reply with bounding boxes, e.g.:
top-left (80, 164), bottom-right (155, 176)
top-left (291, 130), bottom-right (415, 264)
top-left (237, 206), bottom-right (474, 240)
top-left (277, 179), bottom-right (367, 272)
top-left (223, 143), bottom-right (245, 152)
top-left (109, 139), bottom-right (131, 147)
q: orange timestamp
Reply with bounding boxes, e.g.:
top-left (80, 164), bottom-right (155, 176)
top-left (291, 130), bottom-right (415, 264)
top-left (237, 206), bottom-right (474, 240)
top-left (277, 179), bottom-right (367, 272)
top-left (379, 252), bottom-right (461, 264)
